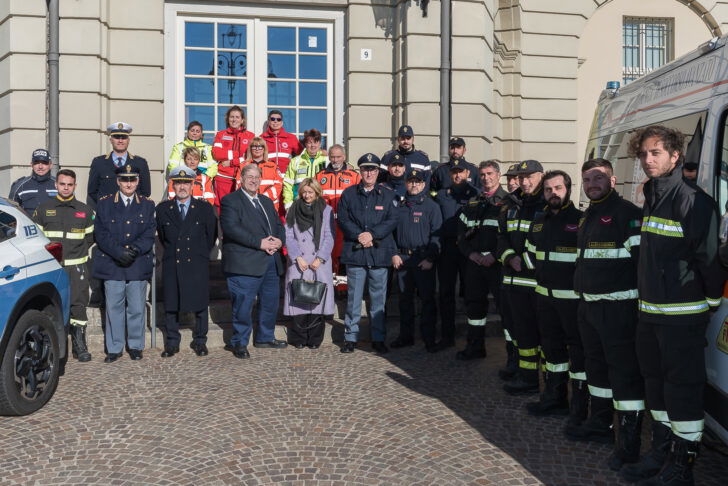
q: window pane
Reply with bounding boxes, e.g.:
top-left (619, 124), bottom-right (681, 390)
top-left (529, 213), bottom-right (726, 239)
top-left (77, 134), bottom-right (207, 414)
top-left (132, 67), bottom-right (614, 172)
top-left (218, 79), bottom-right (247, 105)
top-left (299, 82), bottom-right (326, 107)
top-left (185, 105), bottom-right (214, 130)
top-left (217, 51), bottom-right (247, 78)
top-left (299, 55), bottom-right (326, 80)
top-left (268, 81), bottom-right (296, 106)
top-left (218, 24), bottom-right (247, 50)
top-left (268, 54), bottom-right (296, 79)
top-left (203, 132), bottom-right (215, 145)
top-left (299, 28), bottom-right (326, 53)
top-left (268, 108), bottom-right (297, 133)
top-left (300, 109), bottom-right (326, 133)
top-left (268, 26), bottom-right (296, 52)
top-left (185, 22), bottom-right (213, 48)
top-left (185, 78), bottom-right (214, 103)
top-left (186, 50), bottom-right (214, 76)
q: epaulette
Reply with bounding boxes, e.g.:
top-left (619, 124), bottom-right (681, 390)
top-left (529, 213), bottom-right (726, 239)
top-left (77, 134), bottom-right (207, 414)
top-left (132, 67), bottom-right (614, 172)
top-left (468, 200), bottom-right (479, 206)
top-left (99, 194), bottom-right (112, 200)
top-left (417, 149), bottom-right (429, 158)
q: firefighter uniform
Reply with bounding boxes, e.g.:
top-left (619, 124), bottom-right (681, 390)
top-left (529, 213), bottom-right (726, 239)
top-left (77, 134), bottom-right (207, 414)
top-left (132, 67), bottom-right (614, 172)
top-left (455, 186), bottom-right (508, 359)
top-left (523, 200), bottom-right (585, 418)
top-left (626, 165), bottom-right (724, 484)
top-left (569, 189), bottom-right (644, 458)
top-left (32, 195), bottom-right (95, 362)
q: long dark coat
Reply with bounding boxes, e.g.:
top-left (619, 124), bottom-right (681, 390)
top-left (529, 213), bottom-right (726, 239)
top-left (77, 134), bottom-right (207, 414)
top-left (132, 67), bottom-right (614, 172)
top-left (156, 198), bottom-right (218, 312)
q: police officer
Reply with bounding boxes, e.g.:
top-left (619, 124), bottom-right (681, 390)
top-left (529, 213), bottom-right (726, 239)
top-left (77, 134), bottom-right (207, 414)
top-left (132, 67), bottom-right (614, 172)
top-left (380, 125), bottom-right (432, 183)
top-left (523, 171), bottom-right (585, 421)
top-left (380, 153), bottom-right (408, 202)
top-left (156, 167), bottom-right (218, 358)
top-left (624, 127), bottom-right (724, 484)
top-left (455, 160), bottom-right (508, 360)
top-left (430, 137), bottom-right (481, 193)
top-left (390, 169), bottom-right (442, 351)
top-left (93, 164), bottom-right (156, 363)
top-left (87, 122), bottom-right (151, 206)
top-left (32, 169), bottom-right (94, 362)
top-left (496, 160), bottom-right (545, 394)
top-left (9, 149), bottom-right (57, 213)
top-left (434, 162), bottom-right (479, 351)
top-left (569, 159), bottom-right (644, 472)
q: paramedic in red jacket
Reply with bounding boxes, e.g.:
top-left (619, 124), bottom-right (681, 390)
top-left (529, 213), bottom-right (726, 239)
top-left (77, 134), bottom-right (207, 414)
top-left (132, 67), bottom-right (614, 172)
top-left (260, 109), bottom-right (303, 174)
top-left (212, 106), bottom-right (255, 206)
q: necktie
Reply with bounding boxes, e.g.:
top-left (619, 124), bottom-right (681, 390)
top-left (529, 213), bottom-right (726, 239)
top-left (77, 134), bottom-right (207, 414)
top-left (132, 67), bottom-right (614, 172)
top-left (125, 198), bottom-right (130, 208)
top-left (116, 157), bottom-right (123, 168)
top-left (179, 204), bottom-right (186, 220)
top-left (253, 198), bottom-right (271, 233)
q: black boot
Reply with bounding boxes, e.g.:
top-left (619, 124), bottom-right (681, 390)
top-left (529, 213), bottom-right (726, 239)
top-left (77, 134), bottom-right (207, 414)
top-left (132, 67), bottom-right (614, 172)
top-left (498, 341), bottom-right (518, 380)
top-left (503, 368), bottom-right (540, 395)
top-left (621, 421), bottom-right (672, 482)
top-left (564, 396), bottom-right (614, 443)
top-left (456, 326), bottom-right (486, 360)
top-left (565, 379), bottom-right (589, 428)
top-left (70, 324), bottom-right (92, 362)
top-left (526, 371), bottom-right (568, 416)
top-left (640, 436), bottom-right (699, 486)
top-left (608, 410), bottom-right (644, 471)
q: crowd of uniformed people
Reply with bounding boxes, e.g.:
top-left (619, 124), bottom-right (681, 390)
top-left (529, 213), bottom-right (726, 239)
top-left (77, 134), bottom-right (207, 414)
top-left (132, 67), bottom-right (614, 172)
top-left (7, 109), bottom-right (724, 485)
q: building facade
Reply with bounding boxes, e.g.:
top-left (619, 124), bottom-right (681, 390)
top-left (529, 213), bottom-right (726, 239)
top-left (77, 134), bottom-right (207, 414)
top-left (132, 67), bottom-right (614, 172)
top-left (1, 0), bottom-right (726, 199)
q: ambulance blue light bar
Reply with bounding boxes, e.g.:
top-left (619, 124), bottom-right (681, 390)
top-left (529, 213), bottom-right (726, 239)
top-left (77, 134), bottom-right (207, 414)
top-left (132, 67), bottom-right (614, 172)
top-left (606, 81), bottom-right (621, 90)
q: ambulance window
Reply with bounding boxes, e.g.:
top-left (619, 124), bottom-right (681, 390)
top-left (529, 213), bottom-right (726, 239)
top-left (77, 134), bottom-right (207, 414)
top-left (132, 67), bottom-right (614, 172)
top-left (0, 210), bottom-right (18, 242)
top-left (717, 114), bottom-right (728, 212)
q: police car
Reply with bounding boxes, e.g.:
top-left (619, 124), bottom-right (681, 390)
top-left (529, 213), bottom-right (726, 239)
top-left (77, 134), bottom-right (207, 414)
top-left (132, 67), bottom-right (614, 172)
top-left (0, 197), bottom-right (69, 415)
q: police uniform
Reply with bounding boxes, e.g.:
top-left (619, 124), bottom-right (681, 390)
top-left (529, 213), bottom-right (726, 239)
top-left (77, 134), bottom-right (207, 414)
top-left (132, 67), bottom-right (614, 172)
top-left (523, 200), bottom-right (585, 419)
top-left (429, 138), bottom-right (481, 193)
top-left (380, 125), bottom-right (433, 184)
top-left (380, 153), bottom-right (408, 202)
top-left (496, 160), bottom-right (545, 394)
top-left (32, 193), bottom-right (95, 362)
top-left (156, 167), bottom-right (218, 357)
top-left (434, 168), bottom-right (479, 349)
top-left (92, 164), bottom-right (156, 362)
top-left (9, 149), bottom-right (57, 214)
top-left (455, 185), bottom-right (508, 359)
top-left (390, 169), bottom-right (442, 350)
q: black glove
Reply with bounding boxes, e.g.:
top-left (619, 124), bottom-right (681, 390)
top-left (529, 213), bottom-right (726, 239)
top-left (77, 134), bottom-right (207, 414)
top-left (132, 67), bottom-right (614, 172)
top-left (128, 245), bottom-right (140, 257)
top-left (116, 247), bottom-right (137, 267)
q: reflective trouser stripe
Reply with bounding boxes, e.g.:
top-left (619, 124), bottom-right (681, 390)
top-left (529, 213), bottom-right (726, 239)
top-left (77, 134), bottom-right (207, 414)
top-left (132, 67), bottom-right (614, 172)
top-left (511, 277), bottom-right (537, 288)
top-left (613, 399), bottom-right (645, 411)
top-left (64, 256), bottom-right (88, 266)
top-left (519, 360), bottom-right (538, 370)
top-left (519, 347), bottom-right (539, 357)
top-left (70, 319), bottom-right (87, 327)
top-left (545, 361), bottom-right (569, 373)
top-left (588, 384), bottom-right (613, 398)
top-left (467, 318), bottom-right (486, 326)
top-left (503, 329), bottom-right (512, 342)
top-left (639, 299), bottom-right (709, 315)
top-left (535, 286), bottom-right (579, 299)
top-left (650, 410), bottom-right (671, 427)
top-left (671, 419), bottom-right (704, 441)
top-left (581, 289), bottom-right (638, 301)
top-left (707, 297), bottom-right (721, 307)
top-left (569, 371), bottom-right (587, 381)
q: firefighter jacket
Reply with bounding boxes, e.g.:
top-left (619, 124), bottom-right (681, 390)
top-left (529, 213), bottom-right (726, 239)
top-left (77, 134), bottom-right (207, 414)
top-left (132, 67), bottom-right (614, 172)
top-left (457, 186), bottom-right (508, 258)
top-left (32, 196), bottom-right (94, 266)
top-left (638, 165), bottom-right (725, 324)
top-left (167, 138), bottom-right (216, 177)
top-left (573, 189), bottom-right (641, 301)
top-left (9, 172), bottom-right (57, 214)
top-left (235, 160), bottom-right (284, 211)
top-left (430, 157), bottom-right (482, 193)
top-left (282, 150), bottom-right (328, 208)
top-left (435, 183), bottom-right (480, 240)
top-left (260, 128), bottom-right (303, 174)
top-left (393, 191), bottom-right (442, 266)
top-left (525, 200), bottom-right (582, 300)
top-left (496, 187), bottom-right (545, 291)
top-left (315, 164), bottom-right (361, 215)
top-left (167, 169), bottom-right (216, 206)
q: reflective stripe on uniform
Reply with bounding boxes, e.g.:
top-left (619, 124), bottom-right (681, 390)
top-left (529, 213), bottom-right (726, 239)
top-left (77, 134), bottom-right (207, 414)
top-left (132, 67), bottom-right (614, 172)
top-left (269, 152), bottom-right (292, 159)
top-left (499, 248), bottom-right (516, 263)
top-left (671, 419), bottom-right (704, 442)
top-left (642, 216), bottom-right (684, 237)
top-left (503, 329), bottom-right (512, 342)
top-left (545, 361), bottom-right (569, 373)
top-left (523, 252), bottom-right (535, 270)
top-left (323, 189), bottom-right (338, 195)
top-left (579, 247), bottom-right (631, 259)
top-left (535, 250), bottom-right (577, 262)
top-left (624, 234), bottom-right (641, 250)
top-left (707, 297), bottom-right (721, 307)
top-left (511, 277), bottom-right (537, 288)
top-left (588, 384), bottom-right (613, 398)
top-left (535, 285), bottom-right (579, 299)
top-left (519, 347), bottom-right (539, 357)
top-left (569, 371), bottom-right (587, 381)
top-left (525, 240), bottom-right (536, 253)
top-left (65, 232), bottom-right (85, 240)
top-left (43, 230), bottom-right (64, 238)
top-left (519, 360), bottom-right (538, 370)
top-left (581, 289), bottom-right (638, 301)
top-left (502, 275), bottom-right (513, 285)
top-left (613, 399), bottom-right (645, 411)
top-left (507, 220), bottom-right (532, 232)
top-left (468, 318), bottom-right (486, 327)
top-left (69, 318), bottom-right (88, 326)
top-left (639, 299), bottom-right (709, 315)
top-left (84, 225), bottom-right (94, 234)
top-left (650, 410), bottom-right (671, 428)
top-left (482, 219), bottom-right (499, 227)
top-left (64, 256), bottom-right (88, 266)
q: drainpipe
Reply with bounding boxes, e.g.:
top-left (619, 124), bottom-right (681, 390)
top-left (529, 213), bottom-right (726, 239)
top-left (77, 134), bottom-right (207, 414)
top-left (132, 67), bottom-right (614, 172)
top-left (439, 0), bottom-right (451, 163)
top-left (47, 0), bottom-right (60, 175)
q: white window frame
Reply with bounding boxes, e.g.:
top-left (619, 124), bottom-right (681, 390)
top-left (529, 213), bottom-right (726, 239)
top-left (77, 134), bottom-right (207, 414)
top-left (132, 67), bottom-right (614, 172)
top-left (164, 2), bottom-right (344, 151)
top-left (622, 17), bottom-right (674, 85)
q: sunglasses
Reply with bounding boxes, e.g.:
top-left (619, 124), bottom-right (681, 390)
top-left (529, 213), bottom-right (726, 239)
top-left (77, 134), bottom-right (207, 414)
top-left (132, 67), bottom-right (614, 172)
top-left (269, 117), bottom-right (282, 122)
top-left (251, 145), bottom-right (265, 149)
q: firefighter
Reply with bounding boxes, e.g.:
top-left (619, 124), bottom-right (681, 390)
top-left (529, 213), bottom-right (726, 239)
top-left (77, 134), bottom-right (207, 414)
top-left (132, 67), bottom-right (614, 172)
top-left (523, 170), bottom-right (585, 420)
top-left (622, 126), bottom-right (724, 485)
top-left (496, 159), bottom-right (545, 394)
top-left (32, 169), bottom-right (94, 362)
top-left (455, 160), bottom-right (508, 360)
top-left (505, 163), bottom-right (520, 193)
top-left (569, 158), bottom-right (645, 473)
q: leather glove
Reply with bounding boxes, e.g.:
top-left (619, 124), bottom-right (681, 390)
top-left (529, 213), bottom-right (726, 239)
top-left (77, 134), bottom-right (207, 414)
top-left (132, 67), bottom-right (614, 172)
top-left (116, 247), bottom-right (137, 267)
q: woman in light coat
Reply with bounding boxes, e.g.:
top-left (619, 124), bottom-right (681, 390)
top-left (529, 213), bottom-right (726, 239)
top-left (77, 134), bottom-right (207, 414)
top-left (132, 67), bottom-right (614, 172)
top-left (283, 178), bottom-right (335, 348)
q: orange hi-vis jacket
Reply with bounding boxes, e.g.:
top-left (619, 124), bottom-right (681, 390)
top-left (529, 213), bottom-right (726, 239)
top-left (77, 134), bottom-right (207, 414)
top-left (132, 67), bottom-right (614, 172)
top-left (235, 159), bottom-right (284, 211)
top-left (315, 164), bottom-right (361, 215)
top-left (167, 170), bottom-right (217, 206)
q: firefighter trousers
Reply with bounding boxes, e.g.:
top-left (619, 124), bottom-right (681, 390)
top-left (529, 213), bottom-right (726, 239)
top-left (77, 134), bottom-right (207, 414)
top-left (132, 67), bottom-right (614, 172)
top-left (506, 287), bottom-right (540, 374)
top-left (65, 263), bottom-right (89, 326)
top-left (437, 238), bottom-right (467, 342)
top-left (536, 295), bottom-right (584, 378)
top-left (463, 261), bottom-right (501, 330)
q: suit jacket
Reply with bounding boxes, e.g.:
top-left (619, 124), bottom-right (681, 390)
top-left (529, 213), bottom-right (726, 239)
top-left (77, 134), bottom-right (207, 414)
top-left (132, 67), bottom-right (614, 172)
top-left (220, 190), bottom-right (286, 277)
top-left (156, 198), bottom-right (218, 312)
top-left (87, 153), bottom-right (151, 207)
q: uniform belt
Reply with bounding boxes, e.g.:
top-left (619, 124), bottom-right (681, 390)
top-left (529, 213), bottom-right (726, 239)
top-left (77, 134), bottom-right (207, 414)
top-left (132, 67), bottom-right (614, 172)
top-left (398, 247), bottom-right (426, 255)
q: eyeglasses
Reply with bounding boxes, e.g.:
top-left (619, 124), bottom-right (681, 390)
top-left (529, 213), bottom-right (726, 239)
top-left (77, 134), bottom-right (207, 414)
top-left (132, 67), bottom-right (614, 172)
top-left (243, 175), bottom-right (261, 181)
top-left (251, 145), bottom-right (265, 149)
top-left (269, 117), bottom-right (282, 122)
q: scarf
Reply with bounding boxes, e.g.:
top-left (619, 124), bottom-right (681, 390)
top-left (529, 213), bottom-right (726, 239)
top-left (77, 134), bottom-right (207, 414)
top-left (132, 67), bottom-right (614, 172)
top-left (286, 197), bottom-right (326, 251)
top-left (404, 191), bottom-right (424, 208)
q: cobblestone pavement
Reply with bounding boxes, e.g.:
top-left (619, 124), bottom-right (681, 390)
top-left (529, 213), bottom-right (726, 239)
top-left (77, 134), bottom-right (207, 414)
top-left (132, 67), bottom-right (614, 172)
top-left (1, 336), bottom-right (726, 485)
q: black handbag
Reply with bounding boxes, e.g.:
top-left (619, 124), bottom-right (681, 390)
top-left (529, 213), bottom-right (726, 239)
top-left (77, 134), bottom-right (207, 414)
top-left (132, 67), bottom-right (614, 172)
top-left (291, 269), bottom-right (326, 305)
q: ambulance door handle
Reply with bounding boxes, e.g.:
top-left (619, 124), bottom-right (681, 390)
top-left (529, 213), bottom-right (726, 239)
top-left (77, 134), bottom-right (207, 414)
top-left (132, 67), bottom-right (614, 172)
top-left (0, 265), bottom-right (20, 279)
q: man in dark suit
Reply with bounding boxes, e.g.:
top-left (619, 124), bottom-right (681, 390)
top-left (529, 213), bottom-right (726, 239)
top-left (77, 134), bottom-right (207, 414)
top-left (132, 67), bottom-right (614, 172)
top-left (93, 164), bottom-right (156, 363)
top-left (220, 163), bottom-right (287, 359)
top-left (156, 166), bottom-right (218, 358)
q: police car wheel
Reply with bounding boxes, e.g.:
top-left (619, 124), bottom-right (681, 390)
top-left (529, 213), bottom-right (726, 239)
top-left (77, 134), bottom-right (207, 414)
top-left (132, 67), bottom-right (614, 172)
top-left (0, 310), bottom-right (61, 416)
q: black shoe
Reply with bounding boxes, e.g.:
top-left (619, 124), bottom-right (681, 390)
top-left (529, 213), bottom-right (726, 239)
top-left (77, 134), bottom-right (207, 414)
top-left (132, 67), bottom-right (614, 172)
top-left (129, 349), bottom-right (143, 361)
top-left (294, 344), bottom-right (305, 349)
top-left (498, 341), bottom-right (519, 380)
top-left (639, 436), bottom-right (698, 486)
top-left (371, 341), bottom-right (389, 354)
top-left (232, 345), bottom-right (250, 359)
top-left (455, 345), bottom-right (487, 361)
top-left (70, 325), bottom-right (92, 362)
top-left (104, 352), bottom-right (122, 363)
top-left (389, 337), bottom-right (414, 349)
top-left (503, 375), bottom-right (540, 395)
top-left (525, 371), bottom-right (569, 416)
top-left (424, 342), bottom-right (438, 353)
top-left (191, 343), bottom-right (208, 356)
top-left (253, 339), bottom-right (287, 349)
top-left (340, 341), bottom-right (356, 353)
top-left (433, 339), bottom-right (455, 352)
top-left (607, 411), bottom-right (644, 471)
top-left (160, 346), bottom-right (179, 358)
top-left (307, 344), bottom-right (320, 349)
top-left (564, 397), bottom-right (615, 444)
top-left (621, 422), bottom-right (671, 483)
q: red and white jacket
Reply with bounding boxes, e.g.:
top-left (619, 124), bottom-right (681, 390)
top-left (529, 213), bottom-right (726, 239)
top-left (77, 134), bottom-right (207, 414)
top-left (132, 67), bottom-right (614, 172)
top-left (211, 128), bottom-right (255, 204)
top-left (235, 159), bottom-right (284, 212)
top-left (260, 128), bottom-right (303, 174)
